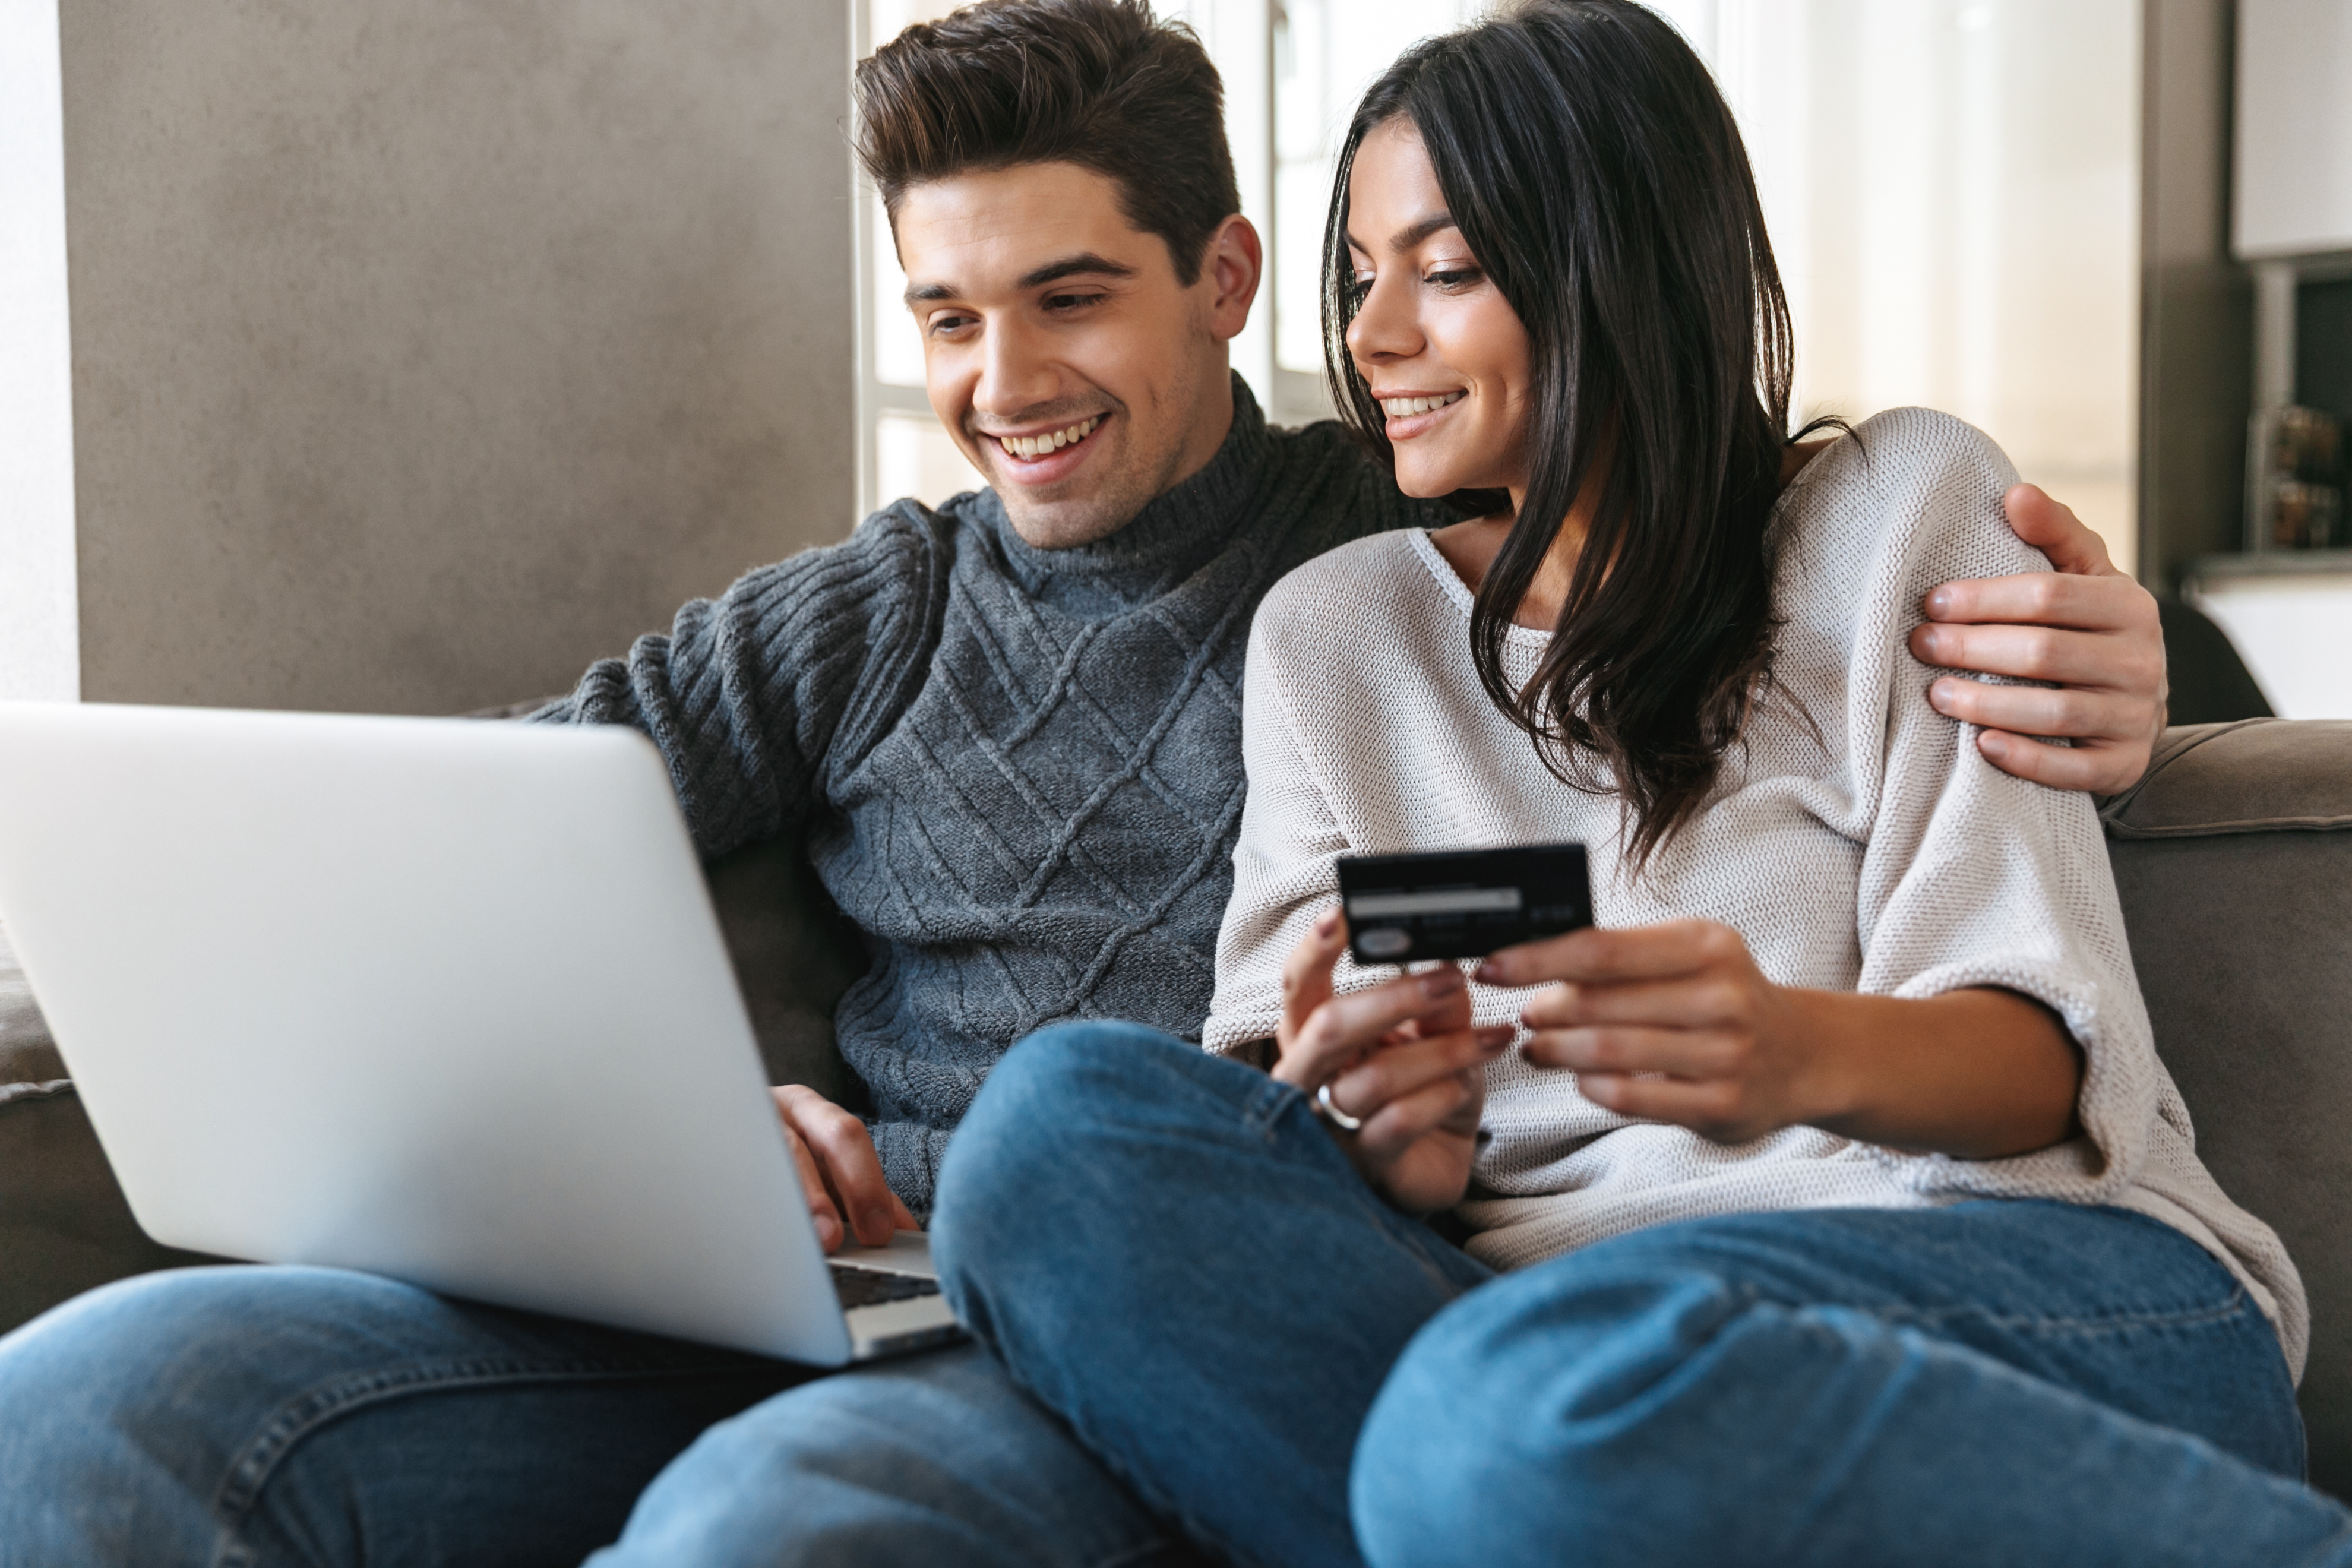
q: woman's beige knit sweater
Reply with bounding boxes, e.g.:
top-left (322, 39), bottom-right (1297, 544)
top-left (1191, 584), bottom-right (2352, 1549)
top-left (1203, 408), bottom-right (2307, 1376)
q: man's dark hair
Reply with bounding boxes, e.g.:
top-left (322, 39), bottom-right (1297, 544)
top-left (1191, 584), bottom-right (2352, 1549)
top-left (855, 0), bottom-right (1240, 284)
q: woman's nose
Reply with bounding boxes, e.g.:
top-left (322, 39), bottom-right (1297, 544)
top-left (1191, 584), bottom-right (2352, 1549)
top-left (1346, 274), bottom-right (1421, 366)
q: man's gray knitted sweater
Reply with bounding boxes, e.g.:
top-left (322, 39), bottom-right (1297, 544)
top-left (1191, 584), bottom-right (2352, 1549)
top-left (539, 382), bottom-right (1432, 1215)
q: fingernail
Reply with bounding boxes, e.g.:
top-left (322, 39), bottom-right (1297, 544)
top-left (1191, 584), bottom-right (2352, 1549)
top-left (1978, 731), bottom-right (2010, 757)
top-left (1472, 960), bottom-right (1505, 985)
top-left (1926, 587), bottom-right (1952, 617)
top-left (1316, 909), bottom-right (1339, 936)
top-left (1422, 968), bottom-right (1463, 998)
top-left (1926, 679), bottom-right (1953, 709)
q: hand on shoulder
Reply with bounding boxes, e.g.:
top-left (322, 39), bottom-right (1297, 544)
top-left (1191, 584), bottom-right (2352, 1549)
top-left (1907, 483), bottom-right (2165, 796)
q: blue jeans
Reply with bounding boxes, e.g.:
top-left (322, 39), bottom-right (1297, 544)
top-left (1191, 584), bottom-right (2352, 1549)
top-left (0, 1263), bottom-right (1202, 1566)
top-left (931, 1020), bottom-right (2352, 1568)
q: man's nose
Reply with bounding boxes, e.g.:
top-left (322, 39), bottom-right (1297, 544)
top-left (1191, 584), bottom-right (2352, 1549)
top-left (975, 318), bottom-right (1060, 419)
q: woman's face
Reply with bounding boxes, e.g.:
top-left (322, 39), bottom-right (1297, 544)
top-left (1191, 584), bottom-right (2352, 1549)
top-left (1343, 118), bottom-right (1534, 501)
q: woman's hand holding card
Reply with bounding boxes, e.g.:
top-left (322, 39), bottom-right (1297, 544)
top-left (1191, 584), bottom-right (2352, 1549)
top-left (1270, 908), bottom-right (1514, 1213)
top-left (1478, 921), bottom-right (1819, 1145)
top-left (1478, 921), bottom-right (2084, 1159)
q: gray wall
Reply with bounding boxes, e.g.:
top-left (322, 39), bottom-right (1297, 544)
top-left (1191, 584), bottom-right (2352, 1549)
top-left (60, 0), bottom-right (856, 715)
top-left (2140, 0), bottom-right (2252, 591)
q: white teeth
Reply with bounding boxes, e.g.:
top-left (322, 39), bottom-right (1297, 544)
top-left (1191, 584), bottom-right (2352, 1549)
top-left (994, 415), bottom-right (1102, 460)
top-left (1380, 391), bottom-right (1465, 418)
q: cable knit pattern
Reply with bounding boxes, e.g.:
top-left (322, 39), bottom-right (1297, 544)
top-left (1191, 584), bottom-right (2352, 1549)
top-left (1206, 408), bottom-right (2308, 1376)
top-left (536, 380), bottom-right (1438, 1217)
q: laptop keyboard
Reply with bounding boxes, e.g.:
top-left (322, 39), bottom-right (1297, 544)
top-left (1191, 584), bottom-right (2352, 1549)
top-left (831, 1263), bottom-right (944, 1311)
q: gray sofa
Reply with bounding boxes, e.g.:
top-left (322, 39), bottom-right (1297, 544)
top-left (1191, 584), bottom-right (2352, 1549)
top-left (3, 719), bottom-right (2348, 1494)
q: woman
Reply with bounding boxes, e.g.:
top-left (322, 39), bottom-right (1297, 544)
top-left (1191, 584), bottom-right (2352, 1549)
top-left (931, 5), bottom-right (2336, 1564)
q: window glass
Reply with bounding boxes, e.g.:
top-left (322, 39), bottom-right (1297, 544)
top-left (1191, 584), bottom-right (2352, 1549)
top-left (1683, 1), bottom-right (2141, 568)
top-left (1271, 0), bottom-right (1490, 376)
top-left (875, 408), bottom-right (984, 511)
top-left (858, 1), bottom-right (2139, 565)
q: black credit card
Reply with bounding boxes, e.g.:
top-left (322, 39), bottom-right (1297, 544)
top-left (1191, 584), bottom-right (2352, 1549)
top-left (1335, 843), bottom-right (1592, 965)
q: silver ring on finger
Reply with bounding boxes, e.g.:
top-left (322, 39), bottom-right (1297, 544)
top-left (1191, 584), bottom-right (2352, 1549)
top-left (1316, 1080), bottom-right (1364, 1132)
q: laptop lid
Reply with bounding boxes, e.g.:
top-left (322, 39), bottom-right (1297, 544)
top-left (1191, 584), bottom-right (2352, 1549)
top-left (0, 702), bottom-right (858, 1365)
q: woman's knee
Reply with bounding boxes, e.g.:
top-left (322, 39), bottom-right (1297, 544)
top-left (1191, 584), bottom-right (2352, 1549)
top-left (934, 1022), bottom-right (1242, 1256)
top-left (1350, 1248), bottom-right (1759, 1567)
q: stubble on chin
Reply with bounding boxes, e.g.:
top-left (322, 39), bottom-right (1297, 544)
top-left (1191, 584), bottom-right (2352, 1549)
top-left (997, 390), bottom-right (1184, 551)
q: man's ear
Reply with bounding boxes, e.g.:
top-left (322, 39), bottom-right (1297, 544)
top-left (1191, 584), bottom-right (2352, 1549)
top-left (1203, 214), bottom-right (1263, 343)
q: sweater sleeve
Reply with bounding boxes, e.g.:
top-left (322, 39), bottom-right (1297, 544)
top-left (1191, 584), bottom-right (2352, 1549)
top-left (530, 506), bottom-right (944, 860)
top-left (1202, 561), bottom-right (1388, 1054)
top-left (1797, 410), bottom-right (2166, 1207)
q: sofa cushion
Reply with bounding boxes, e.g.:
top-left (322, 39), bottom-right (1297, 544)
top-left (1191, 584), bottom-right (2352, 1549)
top-left (2102, 719), bottom-right (2352, 1499)
top-left (0, 922), bottom-right (216, 1336)
top-left (0, 920), bottom-right (65, 1092)
top-left (703, 832), bottom-right (871, 1111)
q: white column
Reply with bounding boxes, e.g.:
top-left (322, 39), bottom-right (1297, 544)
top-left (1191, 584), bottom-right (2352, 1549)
top-left (0, 0), bottom-right (79, 703)
top-left (2252, 260), bottom-right (2299, 412)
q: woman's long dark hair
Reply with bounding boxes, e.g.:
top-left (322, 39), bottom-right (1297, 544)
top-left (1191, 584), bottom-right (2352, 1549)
top-left (1324, 0), bottom-right (1832, 868)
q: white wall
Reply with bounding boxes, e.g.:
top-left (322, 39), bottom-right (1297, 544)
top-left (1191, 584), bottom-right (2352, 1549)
top-left (59, 0), bottom-right (857, 715)
top-left (0, 1), bottom-right (80, 703)
top-left (1700, 0), bottom-right (2144, 574)
top-left (2234, 0), bottom-right (2352, 259)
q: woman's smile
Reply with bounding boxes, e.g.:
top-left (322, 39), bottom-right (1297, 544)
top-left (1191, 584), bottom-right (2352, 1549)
top-left (1376, 388), bottom-right (1468, 440)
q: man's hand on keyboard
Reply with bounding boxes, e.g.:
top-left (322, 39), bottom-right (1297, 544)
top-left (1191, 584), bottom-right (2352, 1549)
top-left (771, 1085), bottom-right (919, 1252)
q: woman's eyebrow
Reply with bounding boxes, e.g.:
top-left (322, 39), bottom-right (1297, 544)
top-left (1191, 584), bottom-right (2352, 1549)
top-left (1342, 213), bottom-right (1459, 261)
top-left (1387, 213), bottom-right (1459, 252)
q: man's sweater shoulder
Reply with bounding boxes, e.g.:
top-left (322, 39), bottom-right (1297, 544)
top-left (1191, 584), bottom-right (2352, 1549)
top-left (1263, 416), bottom-right (1446, 552)
top-left (532, 498), bottom-right (960, 851)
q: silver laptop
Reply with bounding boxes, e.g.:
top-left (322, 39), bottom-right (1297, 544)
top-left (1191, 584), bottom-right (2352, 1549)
top-left (0, 701), bottom-right (960, 1365)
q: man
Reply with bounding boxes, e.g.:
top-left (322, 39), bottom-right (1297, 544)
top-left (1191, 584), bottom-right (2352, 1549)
top-left (0, 2), bottom-right (2167, 1563)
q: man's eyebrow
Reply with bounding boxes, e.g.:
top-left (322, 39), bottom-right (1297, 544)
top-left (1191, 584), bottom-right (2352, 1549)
top-left (902, 252), bottom-right (1140, 308)
top-left (1017, 252), bottom-right (1140, 289)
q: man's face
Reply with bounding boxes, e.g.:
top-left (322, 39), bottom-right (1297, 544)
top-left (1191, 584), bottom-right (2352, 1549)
top-left (894, 163), bottom-right (1258, 549)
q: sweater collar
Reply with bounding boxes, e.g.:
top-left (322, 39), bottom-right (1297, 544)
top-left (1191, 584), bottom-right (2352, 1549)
top-left (973, 375), bottom-right (1274, 608)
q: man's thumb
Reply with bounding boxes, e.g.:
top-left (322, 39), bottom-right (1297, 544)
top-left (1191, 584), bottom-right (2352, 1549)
top-left (2003, 483), bottom-right (2114, 577)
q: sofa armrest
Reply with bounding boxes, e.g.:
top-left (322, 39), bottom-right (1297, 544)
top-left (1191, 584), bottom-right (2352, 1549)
top-left (2101, 718), bottom-right (2352, 837)
top-left (2104, 719), bottom-right (2352, 1499)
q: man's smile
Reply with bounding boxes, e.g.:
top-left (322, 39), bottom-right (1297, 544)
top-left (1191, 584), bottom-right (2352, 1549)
top-left (975, 411), bottom-right (1114, 486)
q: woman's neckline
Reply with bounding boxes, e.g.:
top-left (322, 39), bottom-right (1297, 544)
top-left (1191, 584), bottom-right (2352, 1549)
top-left (1414, 430), bottom-right (1850, 631)
top-left (1405, 529), bottom-right (1550, 644)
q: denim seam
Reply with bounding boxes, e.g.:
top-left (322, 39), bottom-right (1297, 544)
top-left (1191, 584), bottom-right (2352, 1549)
top-left (1855, 1286), bottom-right (2256, 1342)
top-left (207, 1355), bottom-right (760, 1568)
top-left (1240, 1072), bottom-right (1296, 1140)
top-left (1089, 1537), bottom-right (1198, 1568)
top-left (965, 1350), bottom-right (1269, 1568)
top-left (1248, 1074), bottom-right (1487, 1297)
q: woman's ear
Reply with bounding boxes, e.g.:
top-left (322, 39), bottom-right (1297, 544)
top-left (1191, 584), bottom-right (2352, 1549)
top-left (1203, 214), bottom-right (1263, 343)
